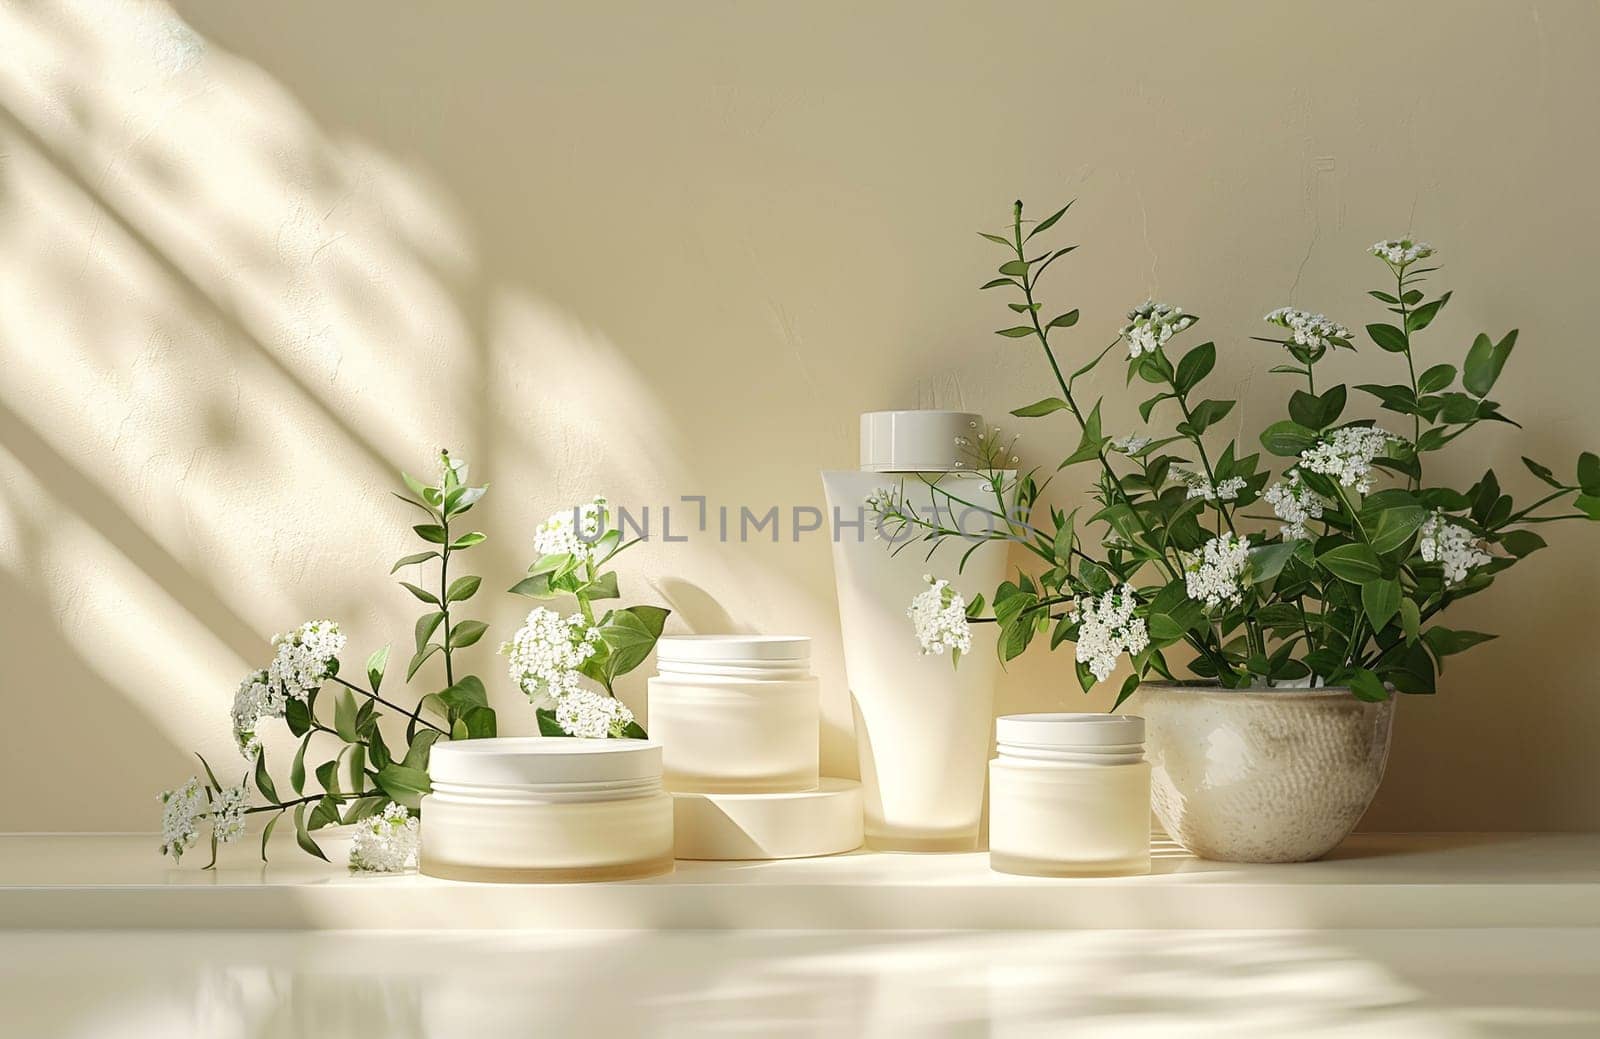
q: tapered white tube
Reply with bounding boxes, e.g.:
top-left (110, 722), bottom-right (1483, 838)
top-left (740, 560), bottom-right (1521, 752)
top-left (822, 411), bottom-right (1012, 851)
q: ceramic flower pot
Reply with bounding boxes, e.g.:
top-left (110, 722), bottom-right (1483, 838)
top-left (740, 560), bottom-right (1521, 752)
top-left (1130, 683), bottom-right (1395, 863)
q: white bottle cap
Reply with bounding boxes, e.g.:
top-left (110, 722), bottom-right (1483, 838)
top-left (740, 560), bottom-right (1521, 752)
top-left (859, 410), bottom-right (981, 473)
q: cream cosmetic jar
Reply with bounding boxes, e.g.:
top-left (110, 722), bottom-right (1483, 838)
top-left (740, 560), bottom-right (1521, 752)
top-left (988, 714), bottom-right (1151, 878)
top-left (419, 737), bottom-right (673, 883)
top-left (647, 635), bottom-right (820, 793)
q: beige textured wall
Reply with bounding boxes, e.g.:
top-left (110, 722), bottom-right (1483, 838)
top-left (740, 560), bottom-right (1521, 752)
top-left (2, 0), bottom-right (1597, 832)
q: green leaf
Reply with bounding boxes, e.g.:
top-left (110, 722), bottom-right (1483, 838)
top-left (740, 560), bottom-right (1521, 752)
top-left (536, 708), bottom-right (569, 737)
top-left (439, 675), bottom-right (489, 713)
top-left (334, 688), bottom-right (359, 742)
top-left (1400, 598), bottom-right (1421, 646)
top-left (1578, 495), bottom-right (1600, 521)
top-left (1366, 323), bottom-right (1408, 353)
top-left (1260, 420), bottom-right (1320, 457)
top-left (308, 795), bottom-right (341, 831)
top-left (998, 259), bottom-right (1029, 277)
top-left (1362, 578), bottom-right (1402, 630)
top-left (1417, 364), bottom-right (1456, 394)
top-left (194, 752), bottom-right (223, 793)
top-left (406, 642), bottom-right (442, 681)
top-left (1463, 330), bottom-right (1516, 397)
top-left (285, 696), bottom-right (312, 738)
top-left (1047, 309), bottom-right (1080, 329)
top-left (450, 531), bottom-right (487, 550)
top-left (507, 574), bottom-right (558, 598)
top-left (259, 810), bottom-right (282, 862)
top-left (1011, 397), bottom-right (1068, 418)
top-left (292, 803), bottom-right (328, 861)
top-left (375, 763), bottom-right (432, 810)
top-left (1182, 398), bottom-right (1234, 435)
top-left (291, 733), bottom-right (311, 795)
top-left (979, 277), bottom-right (1018, 290)
top-left (1174, 343), bottom-right (1215, 395)
top-left (1364, 502), bottom-right (1427, 555)
top-left (1347, 669), bottom-right (1391, 702)
top-left (412, 524), bottom-right (448, 544)
top-left (1499, 529), bottom-right (1546, 557)
top-left (1318, 543), bottom-right (1382, 583)
top-left (1112, 673), bottom-right (1141, 711)
top-left (446, 575), bottom-right (481, 602)
top-left (1247, 541), bottom-right (1297, 584)
top-left (402, 730), bottom-right (442, 770)
top-left (399, 582), bottom-right (441, 606)
top-left (979, 231), bottom-right (1012, 247)
top-left (365, 645), bottom-right (389, 693)
top-left (1026, 201), bottom-right (1073, 240)
top-left (1406, 292), bottom-right (1450, 332)
top-left (1520, 457), bottom-right (1562, 489)
top-left (448, 619), bottom-right (489, 648)
top-left (597, 606), bottom-right (671, 680)
top-left (254, 750), bottom-right (279, 805)
top-left (390, 551), bottom-right (439, 574)
top-left (415, 611), bottom-right (445, 653)
top-left (1422, 627), bottom-right (1496, 658)
top-left (460, 705), bottom-right (497, 739)
top-left (1579, 452), bottom-right (1600, 496)
top-left (995, 326), bottom-right (1036, 338)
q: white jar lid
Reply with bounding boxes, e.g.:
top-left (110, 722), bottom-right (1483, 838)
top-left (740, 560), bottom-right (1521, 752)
top-left (996, 713), bottom-right (1145, 748)
top-left (429, 737), bottom-right (662, 788)
top-left (656, 634), bottom-right (810, 664)
top-left (860, 410), bottom-right (981, 473)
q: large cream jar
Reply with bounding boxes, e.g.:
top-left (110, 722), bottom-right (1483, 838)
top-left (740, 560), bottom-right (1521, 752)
top-left (419, 737), bottom-right (673, 883)
top-left (988, 714), bottom-right (1151, 878)
top-left (647, 635), bottom-right (819, 793)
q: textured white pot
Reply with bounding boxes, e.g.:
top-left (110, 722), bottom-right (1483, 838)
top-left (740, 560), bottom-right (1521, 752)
top-left (1131, 684), bottom-right (1395, 863)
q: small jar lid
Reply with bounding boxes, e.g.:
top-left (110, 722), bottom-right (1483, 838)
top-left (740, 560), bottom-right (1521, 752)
top-left (860, 410), bottom-right (981, 473)
top-left (997, 713), bottom-right (1144, 748)
top-left (656, 634), bottom-right (810, 664)
top-left (429, 737), bottom-right (662, 788)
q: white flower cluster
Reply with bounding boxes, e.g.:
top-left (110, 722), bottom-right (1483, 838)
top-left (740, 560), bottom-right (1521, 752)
top-left (1370, 238), bottom-right (1435, 267)
top-left (907, 575), bottom-right (972, 657)
top-left (1186, 534), bottom-right (1252, 610)
top-left (1419, 512), bottom-right (1492, 586)
top-left (158, 778), bottom-right (249, 863)
top-left (1120, 301), bottom-right (1196, 358)
top-left (1073, 585), bottom-right (1149, 684)
top-left (350, 802), bottom-right (420, 873)
top-left (230, 669), bottom-right (278, 759)
top-left (158, 777), bottom-right (208, 863)
top-left (210, 782), bottom-right (250, 846)
top-left (1299, 427), bottom-right (1400, 495)
top-left (504, 607), bottom-right (602, 706)
top-left (1263, 471), bottom-right (1328, 540)
top-left (1175, 467), bottom-right (1246, 502)
top-left (1263, 308), bottom-right (1352, 352)
top-left (533, 496), bottom-right (609, 565)
top-left (1110, 434), bottom-right (1152, 455)
top-left (267, 620), bottom-right (346, 705)
top-left (554, 688), bottom-right (637, 739)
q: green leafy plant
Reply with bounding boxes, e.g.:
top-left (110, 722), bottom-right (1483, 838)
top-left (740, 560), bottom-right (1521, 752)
top-left (876, 201), bottom-right (1598, 708)
top-left (503, 496), bottom-right (668, 738)
top-left (158, 450), bottom-right (497, 868)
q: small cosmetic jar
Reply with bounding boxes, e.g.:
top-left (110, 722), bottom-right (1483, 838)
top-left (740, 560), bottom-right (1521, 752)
top-left (419, 737), bottom-right (673, 882)
top-left (988, 714), bottom-right (1151, 878)
top-left (648, 635), bottom-right (820, 793)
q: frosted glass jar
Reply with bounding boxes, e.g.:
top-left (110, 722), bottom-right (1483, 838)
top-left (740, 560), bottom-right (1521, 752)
top-left (419, 737), bottom-right (673, 883)
top-left (989, 714), bottom-right (1151, 878)
top-left (648, 635), bottom-right (819, 793)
